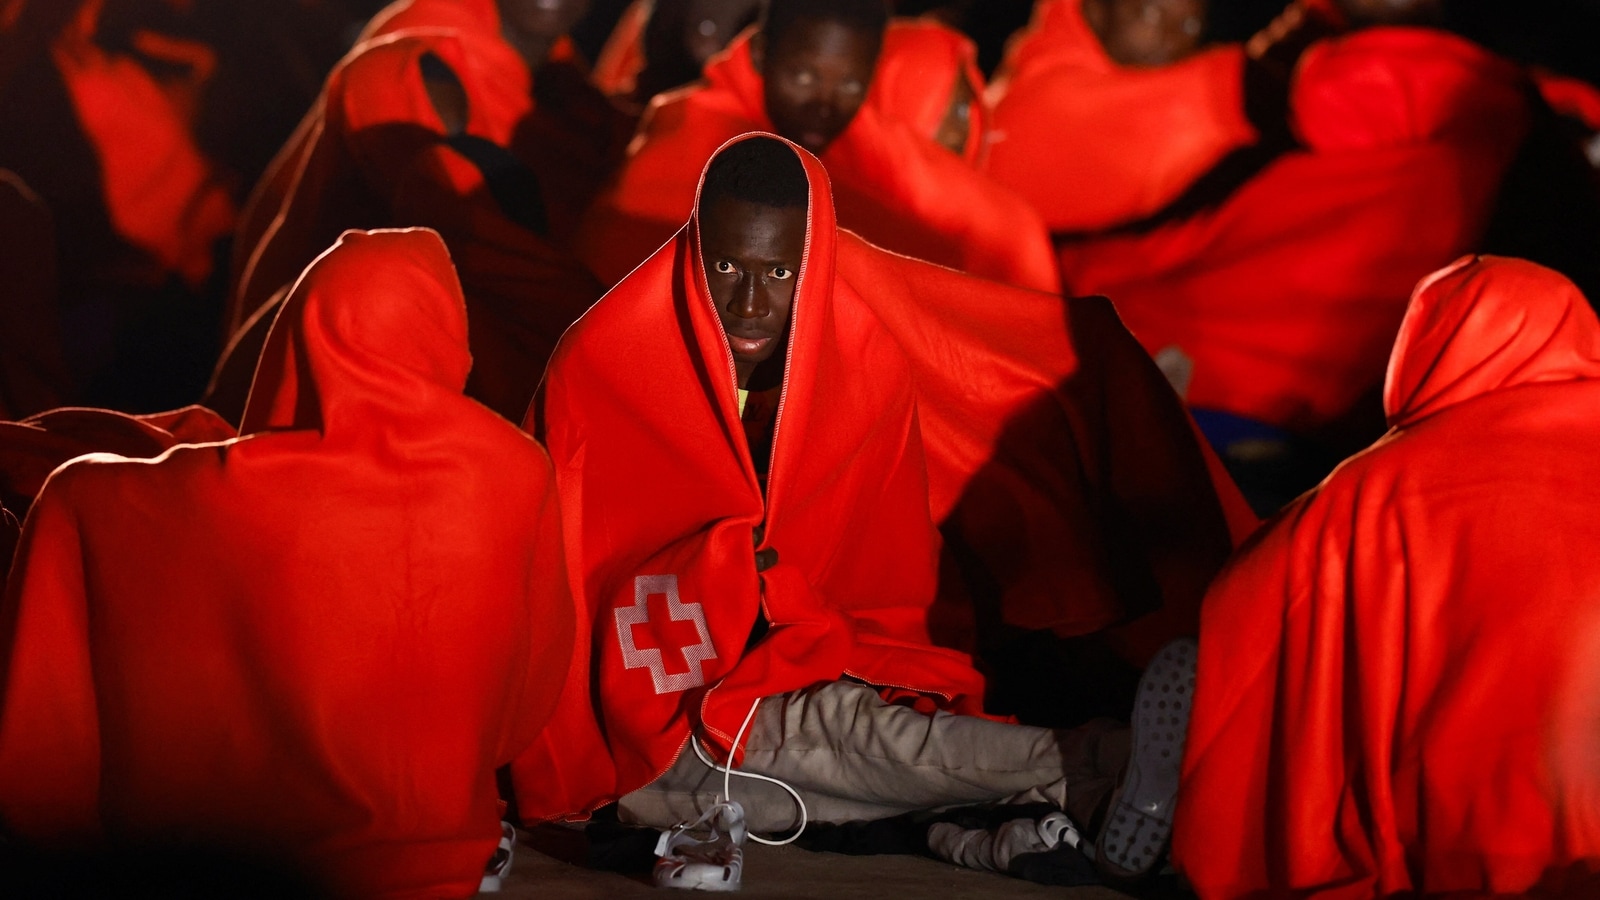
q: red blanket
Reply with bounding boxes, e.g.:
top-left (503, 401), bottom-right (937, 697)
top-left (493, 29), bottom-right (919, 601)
top-left (514, 135), bottom-right (1252, 822)
top-left (0, 404), bottom-right (234, 543)
top-left (591, 0), bottom-right (650, 98)
top-left (516, 134), bottom-right (989, 821)
top-left (1533, 67), bottom-right (1600, 133)
top-left (984, 0), bottom-right (1255, 232)
top-left (1174, 256), bottom-right (1600, 898)
top-left (832, 236), bottom-right (1257, 660)
top-left (229, 25), bottom-right (602, 422)
top-left (1058, 28), bottom-right (1530, 435)
top-left (360, 0), bottom-right (633, 240)
top-left (577, 32), bottom-right (1057, 292)
top-left (0, 229), bottom-right (574, 899)
top-left (48, 0), bottom-right (235, 290)
top-left (875, 19), bottom-right (988, 165)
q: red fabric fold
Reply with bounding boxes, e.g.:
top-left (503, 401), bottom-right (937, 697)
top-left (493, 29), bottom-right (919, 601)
top-left (831, 237), bottom-right (1257, 655)
top-left (1173, 256), bottom-right (1600, 898)
top-left (0, 229), bottom-right (575, 899)
top-left (591, 0), bottom-right (651, 98)
top-left (228, 23), bottom-right (604, 422)
top-left (870, 19), bottom-right (988, 165)
top-left (362, 0), bottom-right (635, 239)
top-left (1532, 67), bottom-right (1600, 133)
top-left (49, 0), bottom-right (235, 289)
top-left (984, 0), bottom-right (1256, 232)
top-left (577, 32), bottom-right (1057, 293)
top-left (1057, 27), bottom-right (1530, 435)
top-left (0, 404), bottom-right (233, 531)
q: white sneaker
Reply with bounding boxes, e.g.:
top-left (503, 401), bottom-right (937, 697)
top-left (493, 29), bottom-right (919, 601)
top-left (927, 809), bottom-right (1085, 873)
top-left (479, 820), bottom-right (516, 892)
top-left (654, 800), bottom-right (747, 892)
top-left (1093, 637), bottom-right (1197, 882)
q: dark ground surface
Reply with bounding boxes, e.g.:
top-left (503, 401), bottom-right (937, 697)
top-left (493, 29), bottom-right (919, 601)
top-left (500, 824), bottom-right (1197, 899)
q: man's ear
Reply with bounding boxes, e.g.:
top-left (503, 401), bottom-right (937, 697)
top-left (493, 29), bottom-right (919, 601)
top-left (749, 30), bottom-right (765, 71)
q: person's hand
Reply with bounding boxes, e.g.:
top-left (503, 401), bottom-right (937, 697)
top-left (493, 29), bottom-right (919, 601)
top-left (753, 524), bottom-right (778, 573)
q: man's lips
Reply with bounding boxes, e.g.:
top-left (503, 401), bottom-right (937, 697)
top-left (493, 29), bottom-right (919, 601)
top-left (727, 333), bottom-right (777, 356)
top-left (798, 130), bottom-right (831, 150)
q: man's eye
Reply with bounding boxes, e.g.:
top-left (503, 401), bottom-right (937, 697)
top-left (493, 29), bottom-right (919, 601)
top-left (715, 261), bottom-right (736, 274)
top-left (840, 80), bottom-right (863, 96)
top-left (769, 267), bottom-right (794, 280)
top-left (792, 70), bottom-right (816, 87)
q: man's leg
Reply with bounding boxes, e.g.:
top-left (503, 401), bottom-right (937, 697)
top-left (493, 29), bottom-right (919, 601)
top-left (619, 680), bottom-right (1128, 835)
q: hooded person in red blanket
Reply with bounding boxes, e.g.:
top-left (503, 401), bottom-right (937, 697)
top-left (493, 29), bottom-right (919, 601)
top-left (358, 0), bottom-right (634, 237)
top-left (984, 0), bottom-right (1259, 233)
top-left (221, 0), bottom-right (613, 424)
top-left (0, 229), bottom-right (575, 899)
top-left (594, 5), bottom-right (983, 160)
top-left (1174, 256), bottom-right (1600, 898)
top-left (874, 17), bottom-right (987, 162)
top-left (576, 0), bottom-right (1058, 293)
top-left (1056, 1), bottom-right (1530, 483)
top-left (515, 134), bottom-right (1252, 887)
top-left (592, 0), bottom-right (764, 108)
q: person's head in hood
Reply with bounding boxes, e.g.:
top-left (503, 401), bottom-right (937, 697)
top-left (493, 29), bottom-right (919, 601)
top-left (639, 0), bottom-right (765, 98)
top-left (497, 0), bottom-right (590, 65)
top-left (696, 136), bottom-right (810, 390)
top-left (751, 0), bottom-right (890, 155)
top-left (1083, 0), bottom-right (1207, 67)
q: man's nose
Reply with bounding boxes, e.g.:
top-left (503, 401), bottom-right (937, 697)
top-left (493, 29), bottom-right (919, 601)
top-left (729, 273), bottom-right (768, 319)
top-left (810, 95), bottom-right (841, 124)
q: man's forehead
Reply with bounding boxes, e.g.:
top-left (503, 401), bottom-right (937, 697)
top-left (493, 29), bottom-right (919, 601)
top-left (701, 197), bottom-right (807, 240)
top-left (770, 16), bottom-right (882, 53)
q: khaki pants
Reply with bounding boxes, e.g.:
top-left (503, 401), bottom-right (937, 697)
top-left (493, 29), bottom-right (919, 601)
top-left (620, 680), bottom-right (1128, 835)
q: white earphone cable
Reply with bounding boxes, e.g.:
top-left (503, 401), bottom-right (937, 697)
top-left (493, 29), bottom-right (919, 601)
top-left (691, 698), bottom-right (808, 847)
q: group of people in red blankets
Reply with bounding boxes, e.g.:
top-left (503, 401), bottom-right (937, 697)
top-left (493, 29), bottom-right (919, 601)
top-left (0, 0), bottom-right (1597, 896)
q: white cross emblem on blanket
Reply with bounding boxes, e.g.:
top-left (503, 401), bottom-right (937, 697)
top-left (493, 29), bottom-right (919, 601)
top-left (615, 574), bottom-right (718, 695)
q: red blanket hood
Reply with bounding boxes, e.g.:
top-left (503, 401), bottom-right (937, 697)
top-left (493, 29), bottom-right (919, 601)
top-left (1174, 256), bottom-right (1600, 898)
top-left (516, 134), bottom-right (1254, 821)
top-left (0, 229), bottom-right (575, 899)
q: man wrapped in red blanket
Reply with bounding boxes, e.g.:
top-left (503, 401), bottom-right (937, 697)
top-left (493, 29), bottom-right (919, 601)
top-left (1057, 18), bottom-right (1530, 440)
top-left (985, 0), bottom-right (1256, 233)
top-left (225, 0), bottom-right (609, 423)
top-left (578, 0), bottom-right (1057, 293)
top-left (1175, 256), bottom-right (1600, 898)
top-left (0, 229), bottom-right (575, 899)
top-left (512, 138), bottom-right (1252, 884)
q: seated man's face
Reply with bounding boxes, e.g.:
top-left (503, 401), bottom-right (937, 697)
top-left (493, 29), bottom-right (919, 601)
top-left (699, 196), bottom-right (807, 388)
top-left (754, 18), bottom-right (881, 155)
top-left (498, 0), bottom-right (590, 42)
top-left (1085, 0), bottom-right (1206, 68)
